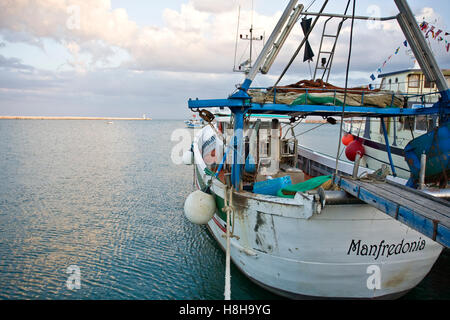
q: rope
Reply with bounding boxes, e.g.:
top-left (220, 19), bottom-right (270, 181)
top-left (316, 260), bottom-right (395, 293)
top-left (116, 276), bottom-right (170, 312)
top-left (335, 0), bottom-right (356, 177)
top-left (290, 122), bottom-right (326, 139)
top-left (223, 187), bottom-right (234, 300)
top-left (271, 0), bottom-right (329, 90)
top-left (282, 118), bottom-right (304, 139)
top-left (351, 164), bottom-right (390, 183)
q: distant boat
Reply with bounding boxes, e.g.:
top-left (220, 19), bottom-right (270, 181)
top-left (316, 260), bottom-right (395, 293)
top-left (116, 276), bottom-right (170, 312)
top-left (184, 118), bottom-right (204, 129)
top-left (106, 121), bottom-right (114, 124)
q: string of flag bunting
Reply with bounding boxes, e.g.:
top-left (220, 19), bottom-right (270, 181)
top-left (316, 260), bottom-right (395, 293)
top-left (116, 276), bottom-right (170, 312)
top-left (368, 20), bottom-right (449, 86)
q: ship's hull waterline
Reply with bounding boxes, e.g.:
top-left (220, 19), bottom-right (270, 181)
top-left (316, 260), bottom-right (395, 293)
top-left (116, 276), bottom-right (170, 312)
top-left (192, 130), bottom-right (442, 299)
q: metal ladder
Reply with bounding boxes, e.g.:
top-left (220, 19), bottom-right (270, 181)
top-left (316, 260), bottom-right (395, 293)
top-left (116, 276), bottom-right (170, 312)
top-left (313, 0), bottom-right (351, 82)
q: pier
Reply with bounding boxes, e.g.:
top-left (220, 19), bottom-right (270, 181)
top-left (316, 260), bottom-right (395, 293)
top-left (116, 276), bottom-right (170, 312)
top-left (0, 116), bottom-right (152, 120)
top-left (333, 175), bottom-right (450, 248)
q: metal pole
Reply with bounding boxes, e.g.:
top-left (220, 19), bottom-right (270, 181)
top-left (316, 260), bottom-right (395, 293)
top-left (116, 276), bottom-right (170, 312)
top-left (394, 0), bottom-right (449, 96)
top-left (273, 0), bottom-right (329, 89)
top-left (380, 118), bottom-right (397, 177)
top-left (240, 0), bottom-right (299, 91)
top-left (419, 152), bottom-right (427, 190)
top-left (352, 153), bottom-right (361, 178)
top-left (304, 12), bottom-right (397, 21)
top-left (231, 109), bottom-right (244, 190)
top-left (224, 189), bottom-right (232, 300)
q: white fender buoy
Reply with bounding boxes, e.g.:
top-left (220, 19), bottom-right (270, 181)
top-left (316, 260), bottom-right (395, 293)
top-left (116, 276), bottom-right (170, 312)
top-left (182, 150), bottom-right (194, 165)
top-left (184, 190), bottom-right (216, 224)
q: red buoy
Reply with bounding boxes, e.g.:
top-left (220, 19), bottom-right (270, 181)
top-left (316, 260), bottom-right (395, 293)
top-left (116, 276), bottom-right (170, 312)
top-left (342, 133), bottom-right (354, 146)
top-left (345, 140), bottom-right (365, 162)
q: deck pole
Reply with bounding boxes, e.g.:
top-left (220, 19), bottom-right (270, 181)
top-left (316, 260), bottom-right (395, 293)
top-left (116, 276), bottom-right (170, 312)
top-left (419, 152), bottom-right (427, 190)
top-left (380, 118), bottom-right (397, 177)
top-left (231, 109), bottom-right (244, 190)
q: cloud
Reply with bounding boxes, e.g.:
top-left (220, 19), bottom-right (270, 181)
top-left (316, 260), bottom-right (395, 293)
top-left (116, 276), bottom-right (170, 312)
top-left (190, 0), bottom-right (237, 13)
top-left (0, 0), bottom-right (284, 74)
top-left (0, 54), bottom-right (34, 71)
top-left (0, 1), bottom-right (449, 119)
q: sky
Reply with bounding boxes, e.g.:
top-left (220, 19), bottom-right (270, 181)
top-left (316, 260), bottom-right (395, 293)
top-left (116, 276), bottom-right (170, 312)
top-left (0, 0), bottom-right (449, 119)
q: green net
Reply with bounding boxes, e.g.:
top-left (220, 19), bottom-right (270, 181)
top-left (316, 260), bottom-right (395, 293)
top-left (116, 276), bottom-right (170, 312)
top-left (276, 175), bottom-right (332, 198)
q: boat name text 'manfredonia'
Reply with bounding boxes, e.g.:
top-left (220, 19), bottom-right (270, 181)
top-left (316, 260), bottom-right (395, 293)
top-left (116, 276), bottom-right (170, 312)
top-left (347, 238), bottom-right (426, 260)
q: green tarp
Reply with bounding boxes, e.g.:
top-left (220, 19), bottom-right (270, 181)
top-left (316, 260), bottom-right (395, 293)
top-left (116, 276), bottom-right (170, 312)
top-left (276, 175), bottom-right (332, 198)
top-left (290, 94), bottom-right (344, 106)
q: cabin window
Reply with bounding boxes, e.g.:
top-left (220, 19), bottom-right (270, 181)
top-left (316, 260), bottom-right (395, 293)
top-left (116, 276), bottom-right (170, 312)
top-left (395, 78), bottom-right (398, 83)
top-left (408, 74), bottom-right (420, 88)
top-left (415, 116), bottom-right (428, 131)
top-left (424, 76), bottom-right (434, 88)
top-left (401, 116), bottom-right (415, 131)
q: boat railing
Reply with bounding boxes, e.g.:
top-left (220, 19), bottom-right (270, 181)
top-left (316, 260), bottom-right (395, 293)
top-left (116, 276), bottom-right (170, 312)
top-left (248, 86), bottom-right (442, 108)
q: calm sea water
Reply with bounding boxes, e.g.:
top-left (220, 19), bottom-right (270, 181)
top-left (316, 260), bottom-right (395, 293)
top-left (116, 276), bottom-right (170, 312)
top-left (0, 120), bottom-right (447, 300)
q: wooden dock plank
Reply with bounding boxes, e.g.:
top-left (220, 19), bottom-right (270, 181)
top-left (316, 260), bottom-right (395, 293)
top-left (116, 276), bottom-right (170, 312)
top-left (351, 180), bottom-right (449, 223)
top-left (371, 181), bottom-right (450, 218)
top-left (334, 175), bottom-right (450, 248)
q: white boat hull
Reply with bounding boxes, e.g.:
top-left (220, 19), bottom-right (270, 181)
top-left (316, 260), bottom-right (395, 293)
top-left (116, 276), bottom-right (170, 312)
top-left (192, 127), bottom-right (443, 299)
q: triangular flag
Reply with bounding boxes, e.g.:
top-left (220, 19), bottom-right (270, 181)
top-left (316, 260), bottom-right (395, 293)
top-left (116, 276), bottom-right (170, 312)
top-left (426, 26), bottom-right (435, 38)
top-left (420, 21), bottom-right (428, 31)
top-left (403, 40), bottom-right (408, 47)
top-left (395, 47), bottom-right (400, 54)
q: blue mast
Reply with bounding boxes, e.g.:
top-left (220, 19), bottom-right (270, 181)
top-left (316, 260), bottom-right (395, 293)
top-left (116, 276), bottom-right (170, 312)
top-left (227, 0), bottom-right (300, 190)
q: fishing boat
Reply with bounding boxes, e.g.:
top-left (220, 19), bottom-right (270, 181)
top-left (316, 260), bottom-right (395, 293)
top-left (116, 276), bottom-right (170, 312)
top-left (183, 0), bottom-right (448, 299)
top-left (184, 115), bottom-right (205, 129)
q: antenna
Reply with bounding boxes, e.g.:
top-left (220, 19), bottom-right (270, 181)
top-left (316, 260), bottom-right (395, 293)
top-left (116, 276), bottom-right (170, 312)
top-left (233, 1), bottom-right (264, 74)
top-left (233, 6), bottom-right (241, 72)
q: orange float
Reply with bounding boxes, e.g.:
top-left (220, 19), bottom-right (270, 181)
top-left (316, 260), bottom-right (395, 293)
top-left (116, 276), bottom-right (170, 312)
top-left (342, 133), bottom-right (354, 146)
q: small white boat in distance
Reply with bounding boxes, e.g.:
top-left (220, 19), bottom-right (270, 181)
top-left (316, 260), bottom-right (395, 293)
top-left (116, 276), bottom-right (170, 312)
top-left (184, 116), bottom-right (205, 129)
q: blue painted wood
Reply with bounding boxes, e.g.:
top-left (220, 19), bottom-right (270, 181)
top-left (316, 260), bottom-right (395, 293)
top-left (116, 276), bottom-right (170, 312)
top-left (358, 187), bottom-right (399, 219)
top-left (232, 109), bottom-right (245, 190)
top-left (188, 99), bottom-right (448, 118)
top-left (437, 224), bottom-right (450, 248)
top-left (397, 206), bottom-right (435, 240)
